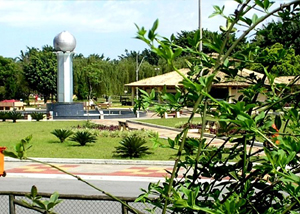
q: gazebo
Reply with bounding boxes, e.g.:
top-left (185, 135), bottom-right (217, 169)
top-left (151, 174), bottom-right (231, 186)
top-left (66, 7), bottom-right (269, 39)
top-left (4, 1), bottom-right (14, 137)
top-left (125, 68), bottom-right (294, 105)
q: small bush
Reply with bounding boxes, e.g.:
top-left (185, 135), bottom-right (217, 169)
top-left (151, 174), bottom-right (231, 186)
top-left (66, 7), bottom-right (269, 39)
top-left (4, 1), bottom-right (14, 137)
top-left (7, 111), bottom-right (23, 123)
top-left (69, 131), bottom-right (97, 146)
top-left (51, 129), bottom-right (73, 143)
top-left (98, 130), bottom-right (110, 137)
top-left (109, 131), bottom-right (122, 138)
top-left (77, 121), bottom-right (119, 131)
top-left (119, 131), bottom-right (131, 139)
top-left (0, 111), bottom-right (8, 122)
top-left (31, 112), bottom-right (45, 121)
top-left (114, 134), bottom-right (152, 159)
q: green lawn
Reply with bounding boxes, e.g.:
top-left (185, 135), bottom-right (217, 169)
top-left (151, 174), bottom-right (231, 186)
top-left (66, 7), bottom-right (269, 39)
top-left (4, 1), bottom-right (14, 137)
top-left (0, 121), bottom-right (176, 160)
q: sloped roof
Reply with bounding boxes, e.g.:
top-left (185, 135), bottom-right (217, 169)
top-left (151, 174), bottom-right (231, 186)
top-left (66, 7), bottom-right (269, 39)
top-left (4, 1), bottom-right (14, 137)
top-left (275, 76), bottom-right (300, 85)
top-left (0, 99), bottom-right (19, 103)
top-left (125, 69), bottom-right (190, 87)
top-left (125, 68), bottom-right (292, 88)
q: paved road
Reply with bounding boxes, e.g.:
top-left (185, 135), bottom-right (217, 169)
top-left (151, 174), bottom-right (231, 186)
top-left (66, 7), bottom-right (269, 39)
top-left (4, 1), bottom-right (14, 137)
top-left (0, 177), bottom-right (150, 197)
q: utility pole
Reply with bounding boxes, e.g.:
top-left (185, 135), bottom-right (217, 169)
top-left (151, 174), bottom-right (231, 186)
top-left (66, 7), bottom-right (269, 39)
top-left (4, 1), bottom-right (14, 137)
top-left (199, 0), bottom-right (202, 52)
top-left (135, 55), bottom-right (145, 100)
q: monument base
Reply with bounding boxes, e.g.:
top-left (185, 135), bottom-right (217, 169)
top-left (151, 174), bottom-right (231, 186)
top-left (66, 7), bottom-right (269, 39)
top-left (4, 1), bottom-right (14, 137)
top-left (47, 102), bottom-right (84, 119)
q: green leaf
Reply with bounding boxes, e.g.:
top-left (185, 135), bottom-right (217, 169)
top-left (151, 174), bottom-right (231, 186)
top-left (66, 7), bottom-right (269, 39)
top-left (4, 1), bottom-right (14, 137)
top-left (263, 0), bottom-right (270, 10)
top-left (254, 111), bottom-right (265, 123)
top-left (151, 19), bottom-right (159, 33)
top-left (31, 185), bottom-right (38, 198)
top-left (173, 48), bottom-right (183, 59)
top-left (168, 138), bottom-right (175, 148)
top-left (3, 151), bottom-right (18, 159)
top-left (34, 200), bottom-right (47, 210)
top-left (275, 115), bottom-right (282, 130)
top-left (240, 17), bottom-right (253, 26)
top-left (203, 40), bottom-right (221, 53)
top-left (223, 58), bottom-right (229, 67)
top-left (149, 89), bottom-right (156, 100)
top-left (255, 0), bottom-right (264, 8)
top-left (47, 202), bottom-right (55, 210)
top-left (251, 14), bottom-right (258, 25)
top-left (148, 30), bottom-right (155, 41)
top-left (229, 171), bottom-right (239, 180)
top-left (49, 192), bottom-right (59, 203)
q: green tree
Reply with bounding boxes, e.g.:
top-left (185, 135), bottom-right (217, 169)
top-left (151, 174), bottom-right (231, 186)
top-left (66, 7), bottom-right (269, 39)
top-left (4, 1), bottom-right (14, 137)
top-left (74, 54), bottom-right (113, 100)
top-left (254, 15), bottom-right (300, 55)
top-left (174, 29), bottom-right (247, 54)
top-left (248, 43), bottom-right (300, 76)
top-left (21, 46), bottom-right (57, 103)
top-left (0, 56), bottom-right (22, 100)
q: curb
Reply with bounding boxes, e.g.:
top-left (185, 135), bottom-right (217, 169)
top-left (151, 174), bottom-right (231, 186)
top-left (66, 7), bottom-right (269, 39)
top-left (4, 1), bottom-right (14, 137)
top-left (4, 157), bottom-right (175, 166)
top-left (127, 119), bottom-right (182, 132)
top-left (6, 173), bottom-right (164, 182)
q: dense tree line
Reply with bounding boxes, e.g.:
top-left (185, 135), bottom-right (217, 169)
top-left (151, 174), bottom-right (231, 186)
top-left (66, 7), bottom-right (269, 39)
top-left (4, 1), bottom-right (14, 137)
top-left (0, 46), bottom-right (186, 103)
top-left (0, 16), bottom-right (300, 103)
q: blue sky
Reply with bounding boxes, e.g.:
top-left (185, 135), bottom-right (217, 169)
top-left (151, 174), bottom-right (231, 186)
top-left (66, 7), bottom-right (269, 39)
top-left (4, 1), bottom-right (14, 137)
top-left (0, 0), bottom-right (281, 60)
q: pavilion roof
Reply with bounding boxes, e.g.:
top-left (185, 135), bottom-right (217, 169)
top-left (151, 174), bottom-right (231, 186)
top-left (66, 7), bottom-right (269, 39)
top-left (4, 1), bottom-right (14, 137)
top-left (125, 68), bottom-right (294, 88)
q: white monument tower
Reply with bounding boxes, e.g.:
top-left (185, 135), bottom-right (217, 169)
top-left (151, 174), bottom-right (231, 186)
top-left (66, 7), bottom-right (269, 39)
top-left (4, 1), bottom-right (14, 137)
top-left (48, 31), bottom-right (84, 119)
top-left (53, 31), bottom-right (76, 102)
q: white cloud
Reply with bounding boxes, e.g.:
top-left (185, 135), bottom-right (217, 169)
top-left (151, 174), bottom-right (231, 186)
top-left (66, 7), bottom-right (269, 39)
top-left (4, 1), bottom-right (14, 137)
top-left (0, 0), bottom-right (289, 59)
top-left (0, 0), bottom-right (148, 33)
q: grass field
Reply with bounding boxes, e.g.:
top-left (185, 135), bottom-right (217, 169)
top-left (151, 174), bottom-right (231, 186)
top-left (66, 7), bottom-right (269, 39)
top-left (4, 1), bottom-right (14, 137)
top-left (0, 121), bottom-right (177, 160)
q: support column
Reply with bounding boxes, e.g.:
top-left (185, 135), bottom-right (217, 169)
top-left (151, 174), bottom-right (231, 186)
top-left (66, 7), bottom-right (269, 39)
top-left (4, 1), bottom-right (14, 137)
top-left (57, 52), bottom-right (74, 103)
top-left (131, 88), bottom-right (135, 106)
top-left (228, 87), bottom-right (232, 103)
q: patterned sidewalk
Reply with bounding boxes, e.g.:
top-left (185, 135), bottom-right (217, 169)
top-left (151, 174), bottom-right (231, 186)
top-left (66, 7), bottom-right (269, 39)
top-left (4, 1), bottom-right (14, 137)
top-left (5, 162), bottom-right (177, 178)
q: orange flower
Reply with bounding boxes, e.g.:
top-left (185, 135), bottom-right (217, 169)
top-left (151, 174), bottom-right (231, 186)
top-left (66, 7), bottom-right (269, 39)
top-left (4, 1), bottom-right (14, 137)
top-left (271, 124), bottom-right (279, 144)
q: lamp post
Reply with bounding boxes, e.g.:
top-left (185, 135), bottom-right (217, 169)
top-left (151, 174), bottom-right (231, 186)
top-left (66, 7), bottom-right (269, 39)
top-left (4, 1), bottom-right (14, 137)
top-left (199, 0), bottom-right (202, 52)
top-left (136, 55), bottom-right (145, 100)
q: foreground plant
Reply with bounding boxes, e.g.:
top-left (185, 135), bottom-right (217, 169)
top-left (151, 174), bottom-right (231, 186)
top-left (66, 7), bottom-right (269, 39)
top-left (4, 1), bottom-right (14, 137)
top-left (114, 134), bottom-right (152, 159)
top-left (134, 1), bottom-right (300, 213)
top-left (18, 185), bottom-right (62, 214)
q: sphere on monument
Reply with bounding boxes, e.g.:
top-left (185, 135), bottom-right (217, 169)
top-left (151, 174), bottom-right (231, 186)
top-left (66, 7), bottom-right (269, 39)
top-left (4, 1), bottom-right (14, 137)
top-left (53, 31), bottom-right (76, 52)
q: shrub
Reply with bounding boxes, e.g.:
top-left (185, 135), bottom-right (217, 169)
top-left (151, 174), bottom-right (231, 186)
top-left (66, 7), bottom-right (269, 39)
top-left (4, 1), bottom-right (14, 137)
top-left (109, 131), bottom-right (122, 138)
top-left (98, 130), bottom-right (110, 138)
top-left (119, 131), bottom-right (131, 139)
top-left (78, 121), bottom-right (119, 131)
top-left (114, 134), bottom-right (152, 159)
top-left (51, 129), bottom-right (73, 143)
top-left (7, 111), bottom-right (23, 123)
top-left (0, 111), bottom-right (8, 122)
top-left (69, 131), bottom-right (97, 146)
top-left (31, 112), bottom-right (45, 121)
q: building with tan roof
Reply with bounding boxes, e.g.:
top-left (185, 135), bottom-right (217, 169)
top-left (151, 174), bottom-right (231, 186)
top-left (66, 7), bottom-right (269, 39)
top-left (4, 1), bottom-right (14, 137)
top-left (125, 68), bottom-right (298, 105)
